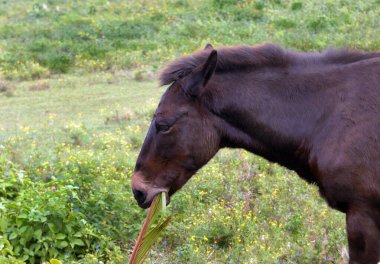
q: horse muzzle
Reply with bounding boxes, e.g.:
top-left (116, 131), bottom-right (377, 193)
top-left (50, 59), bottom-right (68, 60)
top-left (131, 171), bottom-right (170, 209)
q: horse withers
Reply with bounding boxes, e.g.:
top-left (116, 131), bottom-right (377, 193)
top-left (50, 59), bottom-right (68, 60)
top-left (131, 43), bottom-right (380, 264)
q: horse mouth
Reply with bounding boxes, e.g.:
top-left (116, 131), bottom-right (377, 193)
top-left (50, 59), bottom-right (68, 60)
top-left (138, 190), bottom-right (170, 209)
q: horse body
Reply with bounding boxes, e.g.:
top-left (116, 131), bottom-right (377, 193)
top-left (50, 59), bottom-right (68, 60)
top-left (132, 44), bottom-right (380, 263)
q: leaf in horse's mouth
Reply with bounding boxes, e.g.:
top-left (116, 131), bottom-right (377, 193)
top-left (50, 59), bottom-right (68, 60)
top-left (128, 192), bottom-right (172, 264)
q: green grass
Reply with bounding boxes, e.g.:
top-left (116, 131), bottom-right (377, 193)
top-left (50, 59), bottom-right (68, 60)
top-left (0, 73), bottom-right (346, 263)
top-left (1, 0), bottom-right (380, 80)
top-left (0, 73), bottom-right (163, 131)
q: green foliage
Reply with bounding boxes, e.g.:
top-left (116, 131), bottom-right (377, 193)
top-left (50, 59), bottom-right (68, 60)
top-left (1, 0), bottom-right (380, 80)
top-left (273, 18), bottom-right (297, 29)
top-left (39, 52), bottom-right (74, 74)
top-left (0, 141), bottom-right (139, 263)
top-left (0, 152), bottom-right (22, 200)
top-left (49, 259), bottom-right (63, 264)
top-left (0, 74), bottom-right (347, 262)
top-left (291, 1), bottom-right (303, 10)
top-left (129, 193), bottom-right (171, 264)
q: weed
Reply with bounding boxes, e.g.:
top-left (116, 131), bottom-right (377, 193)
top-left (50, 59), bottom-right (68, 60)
top-left (308, 16), bottom-right (329, 32)
top-left (105, 110), bottom-right (133, 125)
top-left (273, 18), bottom-right (297, 29)
top-left (291, 2), bottom-right (303, 10)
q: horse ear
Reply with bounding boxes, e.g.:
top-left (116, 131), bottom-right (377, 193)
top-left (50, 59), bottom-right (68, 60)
top-left (204, 43), bottom-right (214, 50)
top-left (184, 50), bottom-right (217, 98)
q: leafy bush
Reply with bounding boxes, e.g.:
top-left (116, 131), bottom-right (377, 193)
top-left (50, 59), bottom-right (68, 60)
top-left (1, 61), bottom-right (50, 81)
top-left (0, 145), bottom-right (138, 263)
top-left (38, 52), bottom-right (74, 74)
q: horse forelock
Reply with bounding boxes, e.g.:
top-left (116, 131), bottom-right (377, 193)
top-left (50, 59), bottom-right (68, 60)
top-left (159, 51), bottom-right (210, 86)
top-left (159, 44), bottom-right (288, 86)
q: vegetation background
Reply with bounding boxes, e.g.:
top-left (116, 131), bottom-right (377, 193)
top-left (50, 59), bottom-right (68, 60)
top-left (0, 0), bottom-right (379, 263)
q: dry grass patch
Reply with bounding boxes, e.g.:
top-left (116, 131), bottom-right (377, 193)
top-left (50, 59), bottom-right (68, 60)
top-left (0, 80), bottom-right (15, 97)
top-left (28, 81), bottom-right (50, 91)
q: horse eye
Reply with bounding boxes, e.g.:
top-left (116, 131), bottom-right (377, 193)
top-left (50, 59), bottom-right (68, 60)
top-left (156, 124), bottom-right (171, 133)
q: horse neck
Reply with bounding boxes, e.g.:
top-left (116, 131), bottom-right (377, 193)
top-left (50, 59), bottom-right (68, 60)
top-left (208, 66), bottom-right (333, 169)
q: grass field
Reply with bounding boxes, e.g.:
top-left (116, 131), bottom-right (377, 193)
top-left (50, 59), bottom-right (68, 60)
top-left (1, 0), bottom-right (379, 263)
top-left (0, 74), bottom-right (162, 130)
top-left (1, 0), bottom-right (380, 80)
top-left (1, 73), bottom-right (346, 263)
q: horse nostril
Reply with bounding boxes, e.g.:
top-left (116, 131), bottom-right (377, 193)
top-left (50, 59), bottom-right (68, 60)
top-left (132, 188), bottom-right (147, 204)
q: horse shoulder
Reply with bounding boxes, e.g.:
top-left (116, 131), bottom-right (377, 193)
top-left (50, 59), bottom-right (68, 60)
top-left (307, 117), bottom-right (380, 212)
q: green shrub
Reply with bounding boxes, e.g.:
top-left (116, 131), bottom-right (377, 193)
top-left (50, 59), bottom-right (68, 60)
top-left (39, 52), bottom-right (74, 74)
top-left (2, 61), bottom-right (50, 81)
top-left (291, 1), bottom-right (303, 10)
top-left (0, 155), bottom-right (22, 200)
top-left (307, 16), bottom-right (329, 32)
top-left (273, 18), bottom-right (297, 29)
top-left (212, 0), bottom-right (239, 8)
top-left (0, 145), bottom-right (139, 263)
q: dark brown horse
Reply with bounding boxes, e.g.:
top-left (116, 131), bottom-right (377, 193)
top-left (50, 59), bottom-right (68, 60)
top-left (131, 43), bottom-right (380, 264)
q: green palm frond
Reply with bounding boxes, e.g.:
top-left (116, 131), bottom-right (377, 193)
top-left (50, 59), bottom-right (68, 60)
top-left (129, 192), bottom-right (171, 264)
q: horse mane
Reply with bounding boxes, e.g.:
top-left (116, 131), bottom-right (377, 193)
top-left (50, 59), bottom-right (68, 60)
top-left (159, 44), bottom-right (380, 86)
